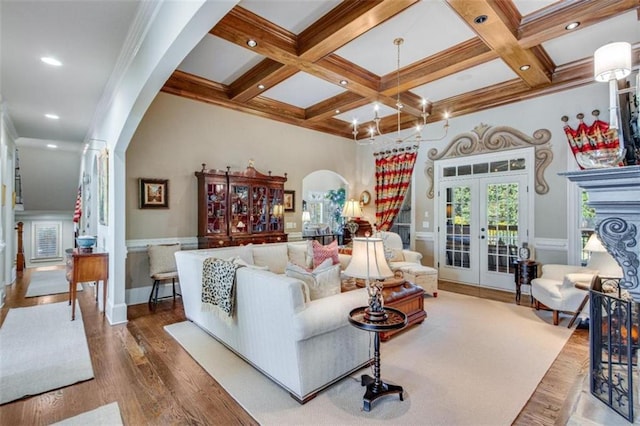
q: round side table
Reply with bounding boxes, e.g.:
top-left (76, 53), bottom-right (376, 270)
top-left (348, 306), bottom-right (407, 412)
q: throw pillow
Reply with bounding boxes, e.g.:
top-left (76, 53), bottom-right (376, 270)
top-left (311, 239), bottom-right (339, 269)
top-left (148, 243), bottom-right (181, 276)
top-left (288, 242), bottom-right (312, 269)
top-left (285, 261), bottom-right (341, 301)
top-left (389, 248), bottom-right (405, 262)
top-left (252, 243), bottom-right (288, 274)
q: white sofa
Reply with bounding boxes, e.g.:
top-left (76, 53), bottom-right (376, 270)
top-left (174, 242), bottom-right (371, 403)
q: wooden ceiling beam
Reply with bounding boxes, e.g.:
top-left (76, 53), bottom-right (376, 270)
top-left (305, 92), bottom-right (369, 122)
top-left (229, 60), bottom-right (298, 103)
top-left (162, 71), bottom-right (353, 139)
top-left (297, 0), bottom-right (420, 61)
top-left (446, 0), bottom-right (552, 87)
top-left (213, 4), bottom-right (426, 119)
top-left (380, 38), bottom-right (497, 95)
top-left (518, 0), bottom-right (640, 49)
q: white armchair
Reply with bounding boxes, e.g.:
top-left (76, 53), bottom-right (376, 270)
top-left (375, 231), bottom-right (423, 267)
top-left (375, 231), bottom-right (439, 297)
top-left (531, 264), bottom-right (598, 326)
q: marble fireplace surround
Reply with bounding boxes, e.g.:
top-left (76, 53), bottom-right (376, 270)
top-left (562, 166), bottom-right (640, 302)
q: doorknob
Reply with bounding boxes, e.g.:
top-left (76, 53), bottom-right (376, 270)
top-left (481, 227), bottom-right (485, 232)
top-left (480, 235), bottom-right (485, 239)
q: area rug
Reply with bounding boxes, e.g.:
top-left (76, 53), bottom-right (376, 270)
top-left (25, 268), bottom-right (82, 298)
top-left (51, 402), bottom-right (123, 425)
top-left (0, 301), bottom-right (94, 404)
top-left (165, 290), bottom-right (574, 425)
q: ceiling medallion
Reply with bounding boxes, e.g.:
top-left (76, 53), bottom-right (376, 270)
top-left (352, 38), bottom-right (449, 146)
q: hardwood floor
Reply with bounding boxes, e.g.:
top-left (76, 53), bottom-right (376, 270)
top-left (0, 272), bottom-right (588, 425)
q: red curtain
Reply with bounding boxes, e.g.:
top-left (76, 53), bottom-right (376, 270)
top-left (374, 146), bottom-right (417, 230)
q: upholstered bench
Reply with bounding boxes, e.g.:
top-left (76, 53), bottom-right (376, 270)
top-left (396, 265), bottom-right (438, 297)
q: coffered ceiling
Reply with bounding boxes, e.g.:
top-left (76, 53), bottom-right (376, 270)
top-left (163, 0), bottom-right (640, 142)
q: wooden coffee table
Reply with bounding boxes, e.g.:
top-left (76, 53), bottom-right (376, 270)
top-left (342, 276), bottom-right (426, 340)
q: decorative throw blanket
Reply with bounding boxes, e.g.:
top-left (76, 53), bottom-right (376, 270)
top-left (201, 257), bottom-right (243, 321)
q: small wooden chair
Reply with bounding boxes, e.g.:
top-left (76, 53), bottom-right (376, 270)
top-left (147, 243), bottom-right (181, 310)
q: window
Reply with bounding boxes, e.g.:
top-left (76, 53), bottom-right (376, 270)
top-left (580, 191), bottom-right (596, 265)
top-left (390, 185), bottom-right (411, 248)
top-left (31, 221), bottom-right (63, 261)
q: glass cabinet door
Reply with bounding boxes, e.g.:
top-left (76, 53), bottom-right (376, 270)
top-left (230, 185), bottom-right (249, 234)
top-left (269, 188), bottom-right (284, 231)
top-left (251, 185), bottom-right (268, 233)
top-left (206, 182), bottom-right (226, 234)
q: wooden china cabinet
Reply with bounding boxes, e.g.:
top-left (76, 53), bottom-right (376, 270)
top-left (196, 163), bottom-right (288, 248)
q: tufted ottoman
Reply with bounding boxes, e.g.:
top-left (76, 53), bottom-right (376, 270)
top-left (397, 265), bottom-right (438, 297)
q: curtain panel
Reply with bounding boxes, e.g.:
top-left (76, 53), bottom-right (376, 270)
top-left (374, 146), bottom-right (417, 230)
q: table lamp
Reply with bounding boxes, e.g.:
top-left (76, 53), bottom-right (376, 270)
top-left (344, 237), bottom-right (394, 321)
top-left (584, 233), bottom-right (623, 278)
top-left (301, 210), bottom-right (311, 223)
top-left (342, 199), bottom-right (363, 240)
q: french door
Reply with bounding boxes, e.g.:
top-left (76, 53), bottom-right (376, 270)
top-left (436, 151), bottom-right (533, 291)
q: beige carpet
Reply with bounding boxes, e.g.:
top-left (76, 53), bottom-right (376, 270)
top-left (25, 268), bottom-right (82, 298)
top-left (0, 301), bottom-right (94, 405)
top-left (51, 402), bottom-right (123, 425)
top-left (165, 290), bottom-right (574, 425)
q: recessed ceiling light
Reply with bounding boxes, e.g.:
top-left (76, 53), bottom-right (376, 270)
top-left (257, 84), bottom-right (265, 90)
top-left (519, 64), bottom-right (531, 71)
top-left (339, 80), bottom-right (348, 86)
top-left (335, 109), bottom-right (340, 114)
top-left (45, 113), bottom-right (60, 119)
top-left (47, 144), bottom-right (58, 149)
top-left (565, 22), bottom-right (580, 30)
top-left (247, 39), bottom-right (257, 48)
top-left (41, 57), bottom-right (62, 66)
top-left (474, 15), bottom-right (488, 24)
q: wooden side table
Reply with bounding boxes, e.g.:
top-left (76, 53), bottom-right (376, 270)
top-left (348, 306), bottom-right (407, 412)
top-left (66, 248), bottom-right (109, 320)
top-left (513, 260), bottom-right (538, 305)
top-left (342, 277), bottom-right (426, 340)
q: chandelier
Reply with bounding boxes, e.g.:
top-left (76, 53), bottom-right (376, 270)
top-left (352, 38), bottom-right (450, 146)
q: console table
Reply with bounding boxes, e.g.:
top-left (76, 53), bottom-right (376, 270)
top-left (349, 306), bottom-right (407, 412)
top-left (65, 248), bottom-right (109, 320)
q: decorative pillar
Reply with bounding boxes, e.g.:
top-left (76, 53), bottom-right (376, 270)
top-left (561, 165), bottom-right (640, 301)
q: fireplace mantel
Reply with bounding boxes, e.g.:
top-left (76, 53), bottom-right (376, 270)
top-left (561, 165), bottom-right (640, 301)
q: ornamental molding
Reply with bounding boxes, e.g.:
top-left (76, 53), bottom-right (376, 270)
top-left (424, 123), bottom-right (553, 199)
top-left (598, 217), bottom-right (639, 297)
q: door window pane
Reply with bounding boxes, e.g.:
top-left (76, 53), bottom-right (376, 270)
top-left (445, 187), bottom-right (471, 268)
top-left (486, 183), bottom-right (519, 273)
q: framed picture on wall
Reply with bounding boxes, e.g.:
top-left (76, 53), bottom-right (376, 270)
top-left (139, 178), bottom-right (169, 209)
top-left (284, 190), bottom-right (295, 212)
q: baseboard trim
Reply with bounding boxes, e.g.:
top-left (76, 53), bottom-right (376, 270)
top-left (126, 282), bottom-right (182, 306)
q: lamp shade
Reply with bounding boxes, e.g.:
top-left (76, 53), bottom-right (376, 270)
top-left (594, 42), bottom-right (632, 82)
top-left (344, 237), bottom-right (394, 280)
top-left (584, 233), bottom-right (607, 252)
top-left (342, 199), bottom-right (363, 218)
top-left (301, 211), bottom-right (311, 222)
